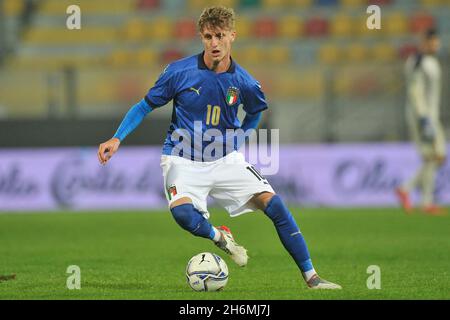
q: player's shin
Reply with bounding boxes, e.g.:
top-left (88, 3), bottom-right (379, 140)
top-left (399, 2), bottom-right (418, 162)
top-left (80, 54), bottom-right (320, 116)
top-left (263, 195), bottom-right (316, 281)
top-left (170, 204), bottom-right (214, 239)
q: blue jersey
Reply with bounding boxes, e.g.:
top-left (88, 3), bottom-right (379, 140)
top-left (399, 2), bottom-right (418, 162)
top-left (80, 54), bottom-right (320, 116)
top-left (144, 52), bottom-right (268, 161)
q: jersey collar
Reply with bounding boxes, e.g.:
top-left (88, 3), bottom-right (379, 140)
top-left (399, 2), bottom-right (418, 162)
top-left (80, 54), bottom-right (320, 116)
top-left (197, 52), bottom-right (236, 73)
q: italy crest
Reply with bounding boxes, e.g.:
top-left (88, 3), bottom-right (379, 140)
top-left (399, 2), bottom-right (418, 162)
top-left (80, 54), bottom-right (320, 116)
top-left (226, 86), bottom-right (239, 106)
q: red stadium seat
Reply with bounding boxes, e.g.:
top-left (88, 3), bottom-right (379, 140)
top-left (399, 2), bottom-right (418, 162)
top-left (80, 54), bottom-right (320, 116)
top-left (253, 17), bottom-right (278, 38)
top-left (398, 43), bottom-right (418, 60)
top-left (366, 0), bottom-right (392, 5)
top-left (161, 48), bottom-right (184, 64)
top-left (137, 0), bottom-right (160, 9)
top-left (174, 19), bottom-right (197, 40)
top-left (305, 16), bottom-right (329, 37)
top-left (410, 12), bottom-right (435, 34)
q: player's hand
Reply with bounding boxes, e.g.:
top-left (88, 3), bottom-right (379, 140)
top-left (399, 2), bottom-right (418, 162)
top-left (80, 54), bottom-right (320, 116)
top-left (418, 117), bottom-right (435, 143)
top-left (98, 137), bottom-right (121, 165)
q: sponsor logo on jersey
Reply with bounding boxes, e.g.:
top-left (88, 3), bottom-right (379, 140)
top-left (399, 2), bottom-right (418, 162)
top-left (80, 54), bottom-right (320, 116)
top-left (226, 87), bottom-right (239, 106)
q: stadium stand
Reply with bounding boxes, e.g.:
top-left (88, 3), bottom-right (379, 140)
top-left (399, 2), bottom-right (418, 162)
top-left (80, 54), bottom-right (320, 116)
top-left (0, 0), bottom-right (448, 146)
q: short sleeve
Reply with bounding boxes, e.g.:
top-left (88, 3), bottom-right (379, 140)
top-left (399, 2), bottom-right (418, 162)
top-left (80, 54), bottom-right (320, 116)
top-left (242, 80), bottom-right (268, 115)
top-left (144, 64), bottom-right (177, 108)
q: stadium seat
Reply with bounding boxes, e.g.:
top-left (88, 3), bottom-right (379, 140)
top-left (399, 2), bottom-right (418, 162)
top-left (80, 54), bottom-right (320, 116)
top-left (39, 0), bottom-right (136, 15)
top-left (23, 27), bottom-right (118, 45)
top-left (278, 15), bottom-right (303, 39)
top-left (305, 16), bottom-right (329, 38)
top-left (161, 48), bottom-right (184, 64)
top-left (147, 17), bottom-right (173, 41)
top-left (261, 0), bottom-right (287, 10)
top-left (187, 0), bottom-right (237, 10)
top-left (315, 0), bottom-right (338, 6)
top-left (288, 0), bottom-right (312, 7)
top-left (123, 19), bottom-right (146, 42)
top-left (368, 0), bottom-right (392, 5)
top-left (137, 0), bottom-right (160, 9)
top-left (371, 43), bottom-right (397, 62)
top-left (398, 43), bottom-right (418, 60)
top-left (4, 0), bottom-right (24, 17)
top-left (341, 0), bottom-right (366, 7)
top-left (174, 19), bottom-right (197, 40)
top-left (410, 12), bottom-right (435, 34)
top-left (354, 15), bottom-right (380, 38)
top-left (110, 50), bottom-right (133, 67)
top-left (253, 17), bottom-right (278, 38)
top-left (266, 46), bottom-right (291, 64)
top-left (384, 12), bottom-right (408, 36)
top-left (275, 71), bottom-right (301, 98)
top-left (298, 70), bottom-right (324, 99)
top-left (345, 43), bottom-right (369, 63)
top-left (237, 45), bottom-right (264, 65)
top-left (136, 48), bottom-right (159, 67)
top-left (235, 16), bottom-right (252, 40)
top-left (420, 0), bottom-right (439, 5)
top-left (240, 0), bottom-right (262, 8)
top-left (318, 44), bottom-right (341, 64)
top-left (330, 14), bottom-right (354, 38)
top-left (187, 0), bottom-right (208, 10)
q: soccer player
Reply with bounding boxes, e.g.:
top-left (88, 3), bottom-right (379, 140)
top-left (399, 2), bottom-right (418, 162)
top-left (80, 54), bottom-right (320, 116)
top-left (395, 28), bottom-right (447, 216)
top-left (98, 6), bottom-right (341, 289)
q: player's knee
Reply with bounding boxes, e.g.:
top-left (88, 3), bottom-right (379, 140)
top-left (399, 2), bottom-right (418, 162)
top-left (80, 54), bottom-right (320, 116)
top-left (263, 195), bottom-right (292, 222)
top-left (170, 203), bottom-right (201, 234)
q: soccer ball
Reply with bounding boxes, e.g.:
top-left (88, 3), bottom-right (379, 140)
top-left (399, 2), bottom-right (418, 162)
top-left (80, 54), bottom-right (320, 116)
top-left (186, 252), bottom-right (229, 292)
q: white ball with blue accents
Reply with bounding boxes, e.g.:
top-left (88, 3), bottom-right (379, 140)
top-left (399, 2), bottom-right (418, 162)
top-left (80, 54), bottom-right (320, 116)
top-left (186, 252), bottom-right (229, 291)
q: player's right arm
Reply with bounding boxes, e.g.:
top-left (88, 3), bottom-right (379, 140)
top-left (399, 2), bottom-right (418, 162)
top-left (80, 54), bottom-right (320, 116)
top-left (98, 99), bottom-right (152, 164)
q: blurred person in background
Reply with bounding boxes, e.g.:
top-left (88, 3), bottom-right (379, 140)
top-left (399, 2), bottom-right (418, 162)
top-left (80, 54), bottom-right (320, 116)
top-left (98, 6), bottom-right (341, 290)
top-left (395, 28), bottom-right (447, 216)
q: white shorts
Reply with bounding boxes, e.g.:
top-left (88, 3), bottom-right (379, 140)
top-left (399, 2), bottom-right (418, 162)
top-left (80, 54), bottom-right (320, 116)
top-left (160, 151), bottom-right (275, 218)
top-left (408, 115), bottom-right (447, 158)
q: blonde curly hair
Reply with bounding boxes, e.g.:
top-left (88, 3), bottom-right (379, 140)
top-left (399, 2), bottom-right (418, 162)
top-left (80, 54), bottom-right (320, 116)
top-left (197, 6), bottom-right (235, 32)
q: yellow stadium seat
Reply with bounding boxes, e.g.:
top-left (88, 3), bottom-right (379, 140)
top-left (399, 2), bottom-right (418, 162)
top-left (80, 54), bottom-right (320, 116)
top-left (275, 72), bottom-right (301, 98)
top-left (330, 14), bottom-right (354, 38)
top-left (371, 43), bottom-right (397, 62)
top-left (135, 48), bottom-right (159, 67)
top-left (110, 50), bottom-right (132, 67)
top-left (237, 46), bottom-right (264, 65)
top-left (278, 15), bottom-right (303, 39)
top-left (187, 0), bottom-right (237, 10)
top-left (341, 0), bottom-right (366, 7)
top-left (262, 0), bottom-right (287, 10)
top-left (122, 19), bottom-right (146, 42)
top-left (147, 17), bottom-right (173, 41)
top-left (266, 46), bottom-right (291, 64)
top-left (420, 0), bottom-right (444, 6)
top-left (235, 16), bottom-right (252, 40)
top-left (23, 27), bottom-right (118, 45)
top-left (318, 44), bottom-right (342, 64)
top-left (4, 0), bottom-right (24, 17)
top-left (345, 44), bottom-right (369, 63)
top-left (287, 0), bottom-right (312, 7)
top-left (354, 15), bottom-right (382, 38)
top-left (384, 12), bottom-right (408, 36)
top-left (40, 0), bottom-right (136, 15)
top-left (187, 0), bottom-right (209, 10)
top-left (300, 71), bottom-right (323, 99)
top-left (333, 73), bottom-right (353, 96)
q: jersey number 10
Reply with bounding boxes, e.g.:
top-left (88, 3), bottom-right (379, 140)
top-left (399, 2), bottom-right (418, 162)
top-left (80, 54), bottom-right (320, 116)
top-left (206, 104), bottom-right (221, 126)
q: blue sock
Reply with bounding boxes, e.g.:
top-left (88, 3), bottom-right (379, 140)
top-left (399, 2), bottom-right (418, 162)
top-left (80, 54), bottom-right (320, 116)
top-left (264, 195), bottom-right (314, 273)
top-left (170, 204), bottom-right (214, 240)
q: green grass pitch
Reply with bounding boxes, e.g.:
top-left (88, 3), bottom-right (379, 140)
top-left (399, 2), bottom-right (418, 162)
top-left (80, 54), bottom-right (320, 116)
top-left (0, 208), bottom-right (448, 300)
